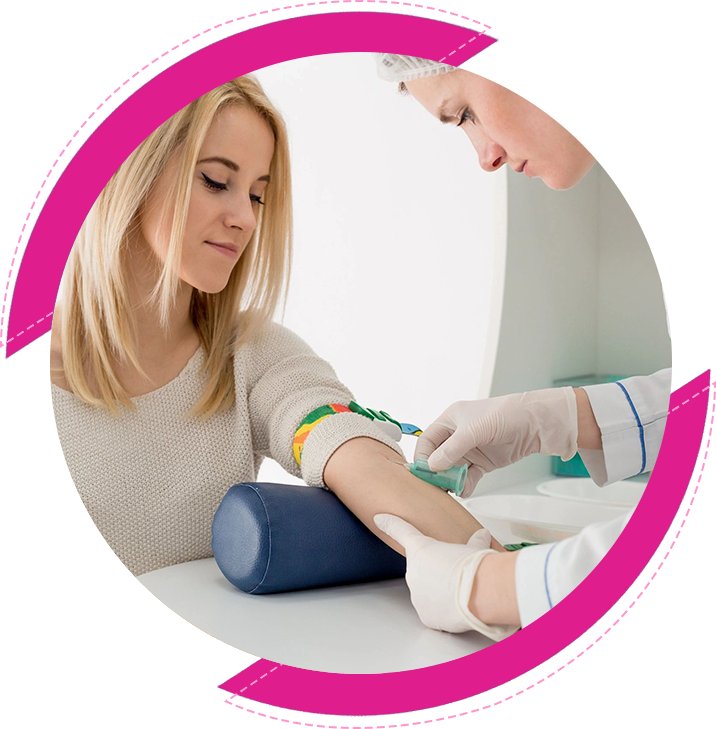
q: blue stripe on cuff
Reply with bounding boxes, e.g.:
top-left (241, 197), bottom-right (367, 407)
top-left (544, 543), bottom-right (559, 609)
top-left (616, 381), bottom-right (646, 474)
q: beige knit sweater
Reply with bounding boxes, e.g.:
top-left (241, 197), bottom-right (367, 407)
top-left (51, 322), bottom-right (402, 576)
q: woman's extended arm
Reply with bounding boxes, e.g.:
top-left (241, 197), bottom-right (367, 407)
top-left (245, 323), bottom-right (492, 554)
top-left (323, 436), bottom-right (499, 555)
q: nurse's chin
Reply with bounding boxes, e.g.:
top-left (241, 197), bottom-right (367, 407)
top-left (544, 159), bottom-right (597, 191)
top-left (543, 173), bottom-right (585, 192)
top-left (545, 178), bottom-right (576, 191)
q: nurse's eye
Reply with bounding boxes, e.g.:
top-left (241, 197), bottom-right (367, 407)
top-left (201, 172), bottom-right (228, 191)
top-left (457, 107), bottom-right (474, 127)
top-left (250, 194), bottom-right (265, 206)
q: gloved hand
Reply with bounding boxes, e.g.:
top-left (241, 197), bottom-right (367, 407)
top-left (373, 514), bottom-right (519, 640)
top-left (415, 388), bottom-right (578, 497)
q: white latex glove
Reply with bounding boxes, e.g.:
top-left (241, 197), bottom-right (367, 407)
top-left (374, 514), bottom-right (519, 640)
top-left (415, 387), bottom-right (578, 497)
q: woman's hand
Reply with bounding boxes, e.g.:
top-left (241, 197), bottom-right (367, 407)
top-left (414, 387), bottom-right (580, 497)
top-left (374, 514), bottom-right (520, 640)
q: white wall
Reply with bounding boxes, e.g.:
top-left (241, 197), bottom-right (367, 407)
top-left (252, 54), bottom-right (500, 484)
top-left (491, 162), bottom-right (684, 410)
top-left (476, 162), bottom-right (700, 492)
top-left (667, 306), bottom-right (716, 390)
top-left (596, 169), bottom-right (671, 375)
top-left (490, 165), bottom-right (602, 398)
top-left (486, 166), bottom-right (602, 488)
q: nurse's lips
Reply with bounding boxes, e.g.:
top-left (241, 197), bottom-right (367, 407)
top-left (515, 161), bottom-right (527, 174)
top-left (204, 241), bottom-right (239, 258)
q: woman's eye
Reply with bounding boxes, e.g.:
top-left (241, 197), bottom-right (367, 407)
top-left (457, 108), bottom-right (473, 127)
top-left (201, 171), bottom-right (263, 205)
top-left (201, 172), bottom-right (228, 191)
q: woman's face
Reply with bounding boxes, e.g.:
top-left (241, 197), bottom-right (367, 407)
top-left (142, 105), bottom-right (275, 294)
top-left (406, 71), bottom-right (595, 190)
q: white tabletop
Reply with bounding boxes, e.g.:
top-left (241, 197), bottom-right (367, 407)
top-left (138, 558), bottom-right (493, 673)
top-left (137, 475), bottom-right (648, 672)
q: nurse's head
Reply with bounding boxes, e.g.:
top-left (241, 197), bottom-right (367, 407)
top-left (375, 54), bottom-right (595, 191)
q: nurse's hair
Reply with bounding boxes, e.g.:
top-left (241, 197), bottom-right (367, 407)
top-left (59, 75), bottom-right (292, 417)
top-left (373, 53), bottom-right (455, 93)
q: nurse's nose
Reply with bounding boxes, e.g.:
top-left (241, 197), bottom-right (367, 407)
top-left (475, 139), bottom-right (507, 172)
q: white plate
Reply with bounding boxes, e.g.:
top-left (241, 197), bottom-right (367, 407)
top-left (536, 477), bottom-right (647, 509)
top-left (467, 494), bottom-right (629, 545)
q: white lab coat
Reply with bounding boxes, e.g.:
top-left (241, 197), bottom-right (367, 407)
top-left (514, 368), bottom-right (672, 626)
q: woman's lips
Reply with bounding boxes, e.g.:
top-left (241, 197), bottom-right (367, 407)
top-left (204, 241), bottom-right (239, 259)
top-left (523, 161), bottom-right (535, 178)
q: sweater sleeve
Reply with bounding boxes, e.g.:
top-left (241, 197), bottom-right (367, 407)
top-left (243, 322), bottom-right (404, 487)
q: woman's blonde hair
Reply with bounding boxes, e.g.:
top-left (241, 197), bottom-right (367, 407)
top-left (60, 75), bottom-right (292, 418)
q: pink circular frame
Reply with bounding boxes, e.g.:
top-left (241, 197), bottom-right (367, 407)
top-left (5, 8), bottom-right (708, 718)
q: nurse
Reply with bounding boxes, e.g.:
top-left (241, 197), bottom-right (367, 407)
top-left (372, 54), bottom-right (671, 639)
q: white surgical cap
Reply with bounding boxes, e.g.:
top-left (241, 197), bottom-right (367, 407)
top-left (373, 53), bottom-right (456, 83)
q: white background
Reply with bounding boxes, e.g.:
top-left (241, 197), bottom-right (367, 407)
top-left (666, 306), bottom-right (716, 390)
top-left (251, 52), bottom-right (498, 482)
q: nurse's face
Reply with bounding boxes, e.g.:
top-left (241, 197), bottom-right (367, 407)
top-left (406, 71), bottom-right (595, 190)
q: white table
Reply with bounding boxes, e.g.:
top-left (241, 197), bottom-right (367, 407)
top-left (138, 475), bottom-right (648, 672)
top-left (138, 558), bottom-right (493, 673)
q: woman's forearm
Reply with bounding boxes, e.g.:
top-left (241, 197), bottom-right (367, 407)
top-left (323, 436), bottom-right (498, 555)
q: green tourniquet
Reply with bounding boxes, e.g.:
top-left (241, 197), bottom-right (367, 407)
top-left (348, 400), bottom-right (424, 437)
top-left (379, 410), bottom-right (402, 428)
top-left (302, 404), bottom-right (338, 425)
top-left (503, 542), bottom-right (538, 551)
top-left (349, 401), bottom-right (374, 420)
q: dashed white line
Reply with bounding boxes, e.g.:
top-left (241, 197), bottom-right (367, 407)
top-left (3, 311), bottom-right (54, 344)
top-left (438, 35), bottom-right (477, 63)
top-left (239, 665), bottom-right (281, 694)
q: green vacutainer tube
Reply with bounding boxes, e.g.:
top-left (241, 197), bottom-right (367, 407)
top-left (408, 458), bottom-right (467, 497)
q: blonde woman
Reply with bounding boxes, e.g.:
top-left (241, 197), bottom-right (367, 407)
top-left (50, 75), bottom-right (485, 577)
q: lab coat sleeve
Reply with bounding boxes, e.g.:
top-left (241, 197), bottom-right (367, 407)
top-left (515, 510), bottom-right (633, 626)
top-left (578, 368), bottom-right (671, 486)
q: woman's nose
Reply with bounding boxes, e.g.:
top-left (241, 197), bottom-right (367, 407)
top-left (224, 196), bottom-right (257, 233)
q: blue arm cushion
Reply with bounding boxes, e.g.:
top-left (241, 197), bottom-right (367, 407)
top-left (211, 482), bottom-right (406, 594)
